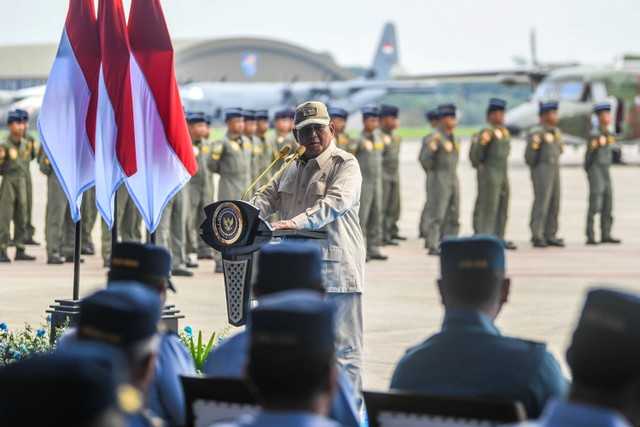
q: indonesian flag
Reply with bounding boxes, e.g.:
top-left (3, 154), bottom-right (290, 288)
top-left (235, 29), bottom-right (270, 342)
top-left (95, 0), bottom-right (137, 228)
top-left (37, 0), bottom-right (100, 222)
top-left (126, 0), bottom-right (198, 233)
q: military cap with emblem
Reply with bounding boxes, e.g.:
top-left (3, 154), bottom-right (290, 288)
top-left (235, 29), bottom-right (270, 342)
top-left (15, 108), bottom-right (29, 121)
top-left (437, 103), bottom-right (457, 117)
top-left (108, 241), bottom-right (176, 292)
top-left (78, 283), bottom-right (161, 345)
top-left (0, 341), bottom-right (126, 426)
top-left (257, 243), bottom-right (323, 294)
top-left (361, 106), bottom-right (380, 118)
top-left (440, 235), bottom-right (505, 281)
top-left (274, 108), bottom-right (295, 120)
top-left (250, 290), bottom-right (335, 352)
top-left (379, 104), bottom-right (399, 117)
top-left (539, 100), bottom-right (559, 114)
top-left (294, 101), bottom-right (330, 130)
top-left (186, 111), bottom-right (207, 124)
top-left (426, 108), bottom-right (441, 121)
top-left (487, 98), bottom-right (507, 113)
top-left (593, 102), bottom-right (611, 114)
top-left (328, 107), bottom-right (349, 119)
top-left (6, 110), bottom-right (23, 124)
top-left (242, 109), bottom-right (257, 121)
top-left (566, 288), bottom-right (640, 390)
top-left (224, 107), bottom-right (244, 121)
top-left (255, 110), bottom-right (269, 121)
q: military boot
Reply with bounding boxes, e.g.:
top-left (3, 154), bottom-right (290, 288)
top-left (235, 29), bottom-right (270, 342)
top-left (15, 250), bottom-right (36, 261)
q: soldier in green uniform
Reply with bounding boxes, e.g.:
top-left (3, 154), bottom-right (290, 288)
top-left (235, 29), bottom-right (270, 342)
top-left (254, 110), bottom-right (274, 189)
top-left (379, 104), bottom-right (405, 245)
top-left (100, 186), bottom-right (144, 267)
top-left (424, 104), bottom-right (460, 256)
top-left (584, 103), bottom-right (621, 245)
top-left (329, 107), bottom-right (351, 150)
top-left (79, 187), bottom-right (97, 255)
top-left (348, 107), bottom-right (387, 261)
top-left (186, 112), bottom-right (213, 261)
top-left (207, 108), bottom-right (253, 272)
top-left (0, 111), bottom-right (36, 262)
top-left (39, 150), bottom-right (66, 264)
top-left (525, 101), bottom-right (565, 248)
top-left (16, 109), bottom-right (39, 246)
top-left (470, 98), bottom-right (516, 250)
top-left (418, 108), bottom-right (440, 243)
top-left (267, 108), bottom-right (298, 171)
top-left (243, 110), bottom-right (264, 185)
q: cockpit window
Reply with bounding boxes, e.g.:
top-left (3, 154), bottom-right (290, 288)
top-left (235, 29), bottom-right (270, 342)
top-left (557, 81), bottom-right (585, 102)
top-left (590, 81), bottom-right (609, 102)
top-left (532, 82), bottom-right (554, 100)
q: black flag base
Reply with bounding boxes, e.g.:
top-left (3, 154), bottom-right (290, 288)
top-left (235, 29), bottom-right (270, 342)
top-left (47, 299), bottom-right (81, 345)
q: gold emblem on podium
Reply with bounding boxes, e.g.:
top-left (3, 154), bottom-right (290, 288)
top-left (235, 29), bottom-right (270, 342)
top-left (212, 202), bottom-right (244, 245)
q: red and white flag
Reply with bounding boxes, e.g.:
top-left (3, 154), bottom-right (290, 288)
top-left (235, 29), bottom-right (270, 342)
top-left (37, 0), bottom-right (100, 222)
top-left (126, 0), bottom-right (198, 232)
top-left (95, 0), bottom-right (137, 228)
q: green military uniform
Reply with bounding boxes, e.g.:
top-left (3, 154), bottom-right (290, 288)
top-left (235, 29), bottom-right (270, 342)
top-left (348, 130), bottom-right (384, 257)
top-left (80, 187), bottom-right (98, 254)
top-left (470, 125), bottom-right (511, 239)
top-left (584, 126), bottom-right (615, 242)
top-left (39, 152), bottom-right (67, 262)
top-left (525, 125), bottom-right (564, 244)
top-left (0, 134), bottom-right (30, 256)
top-left (380, 128), bottom-right (402, 242)
top-left (23, 132), bottom-right (37, 243)
top-left (267, 131), bottom-right (298, 172)
top-left (424, 126), bottom-right (460, 253)
top-left (100, 185), bottom-right (143, 265)
top-left (207, 134), bottom-right (253, 200)
top-left (156, 189), bottom-right (189, 273)
top-left (335, 131), bottom-right (351, 151)
top-left (418, 131), bottom-right (435, 240)
top-left (187, 137), bottom-right (213, 258)
top-left (253, 133), bottom-right (274, 189)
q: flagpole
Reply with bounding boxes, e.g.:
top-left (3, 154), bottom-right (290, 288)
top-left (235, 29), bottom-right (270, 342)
top-left (111, 190), bottom-right (118, 261)
top-left (73, 220), bottom-right (82, 300)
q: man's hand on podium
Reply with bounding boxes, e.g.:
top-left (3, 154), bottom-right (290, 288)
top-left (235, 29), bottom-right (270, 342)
top-left (271, 220), bottom-right (298, 230)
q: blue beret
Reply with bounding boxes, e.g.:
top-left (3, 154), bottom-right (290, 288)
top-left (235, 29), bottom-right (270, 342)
top-left (539, 100), bottom-right (559, 114)
top-left (438, 103), bottom-right (457, 117)
top-left (328, 107), bottom-right (349, 119)
top-left (257, 243), bottom-right (322, 293)
top-left (7, 110), bottom-right (23, 124)
top-left (15, 109), bottom-right (29, 121)
top-left (440, 235), bottom-right (505, 276)
top-left (255, 110), bottom-right (269, 120)
top-left (109, 242), bottom-right (175, 292)
top-left (186, 111), bottom-right (207, 124)
top-left (79, 283), bottom-right (161, 345)
top-left (426, 108), bottom-right (441, 121)
top-left (242, 109), bottom-right (257, 120)
top-left (251, 290), bottom-right (335, 351)
top-left (224, 107), bottom-right (244, 121)
top-left (488, 98), bottom-right (507, 112)
top-left (274, 108), bottom-right (295, 120)
top-left (593, 102), bottom-right (611, 114)
top-left (0, 342), bottom-right (124, 426)
top-left (361, 106), bottom-right (379, 118)
top-left (567, 289), bottom-right (640, 389)
top-left (379, 104), bottom-right (399, 117)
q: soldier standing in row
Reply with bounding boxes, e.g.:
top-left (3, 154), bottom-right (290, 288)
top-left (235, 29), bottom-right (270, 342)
top-left (418, 108), bottom-right (440, 243)
top-left (207, 108), bottom-right (252, 273)
top-left (39, 151), bottom-right (66, 264)
top-left (100, 186), bottom-right (143, 267)
top-left (0, 112), bottom-right (36, 262)
top-left (329, 107), bottom-right (351, 150)
top-left (424, 104), bottom-right (460, 256)
top-left (254, 110), bottom-right (273, 189)
top-left (470, 98), bottom-right (516, 250)
top-left (525, 101), bottom-right (565, 248)
top-left (16, 109), bottom-right (39, 246)
top-left (379, 104), bottom-right (405, 245)
top-left (349, 107), bottom-right (387, 261)
top-left (584, 103), bottom-right (621, 245)
top-left (268, 108), bottom-right (297, 171)
top-left (186, 112), bottom-right (213, 261)
top-left (243, 110), bottom-right (263, 185)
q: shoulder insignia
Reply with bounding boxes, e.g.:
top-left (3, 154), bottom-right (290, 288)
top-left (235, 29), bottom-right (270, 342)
top-left (8, 148), bottom-right (18, 160)
top-left (211, 153), bottom-right (221, 161)
top-left (531, 142), bottom-right (540, 151)
top-left (192, 146), bottom-right (199, 156)
top-left (0, 147), bottom-right (5, 159)
top-left (589, 139), bottom-right (598, 151)
top-left (532, 133), bottom-right (542, 144)
top-left (202, 145), bottom-right (210, 153)
top-left (480, 130), bottom-right (492, 145)
top-left (428, 139), bottom-right (439, 152)
top-left (212, 142), bottom-right (224, 154)
top-left (364, 140), bottom-right (373, 151)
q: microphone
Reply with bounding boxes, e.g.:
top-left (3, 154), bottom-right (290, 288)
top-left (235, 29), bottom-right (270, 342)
top-left (241, 145), bottom-right (291, 200)
top-left (252, 145), bottom-right (306, 205)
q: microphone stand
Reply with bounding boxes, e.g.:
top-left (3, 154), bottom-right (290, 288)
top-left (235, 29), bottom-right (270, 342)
top-left (252, 146), bottom-right (306, 205)
top-left (241, 146), bottom-right (291, 201)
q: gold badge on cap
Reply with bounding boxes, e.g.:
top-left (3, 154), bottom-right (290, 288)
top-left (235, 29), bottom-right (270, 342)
top-left (302, 106), bottom-right (318, 117)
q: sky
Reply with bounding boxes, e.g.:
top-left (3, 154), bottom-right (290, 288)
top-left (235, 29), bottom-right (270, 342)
top-left (1, 0), bottom-right (639, 75)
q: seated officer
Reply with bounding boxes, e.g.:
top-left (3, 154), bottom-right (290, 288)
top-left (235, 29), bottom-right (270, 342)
top-left (534, 289), bottom-right (640, 426)
top-left (390, 236), bottom-right (566, 418)
top-left (213, 291), bottom-right (342, 427)
top-left (108, 242), bottom-right (196, 427)
top-left (76, 283), bottom-right (164, 426)
top-left (0, 342), bottom-right (126, 427)
top-left (203, 243), bottom-right (361, 427)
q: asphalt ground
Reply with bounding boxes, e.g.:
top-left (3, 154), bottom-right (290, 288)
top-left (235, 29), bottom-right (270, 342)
top-left (1, 136), bottom-right (639, 390)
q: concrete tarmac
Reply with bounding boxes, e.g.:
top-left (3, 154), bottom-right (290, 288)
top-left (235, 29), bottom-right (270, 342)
top-left (1, 137), bottom-right (638, 391)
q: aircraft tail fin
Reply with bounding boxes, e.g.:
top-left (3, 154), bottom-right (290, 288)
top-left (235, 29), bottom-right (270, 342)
top-left (370, 22), bottom-right (398, 80)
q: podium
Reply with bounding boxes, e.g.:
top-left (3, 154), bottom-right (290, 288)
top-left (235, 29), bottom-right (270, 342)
top-left (199, 200), bottom-right (326, 326)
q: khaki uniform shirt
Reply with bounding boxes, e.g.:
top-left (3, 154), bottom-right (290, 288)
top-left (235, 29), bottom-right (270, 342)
top-left (254, 142), bottom-right (365, 293)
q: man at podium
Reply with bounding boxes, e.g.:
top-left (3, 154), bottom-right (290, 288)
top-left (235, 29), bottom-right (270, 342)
top-left (252, 101), bottom-right (367, 406)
